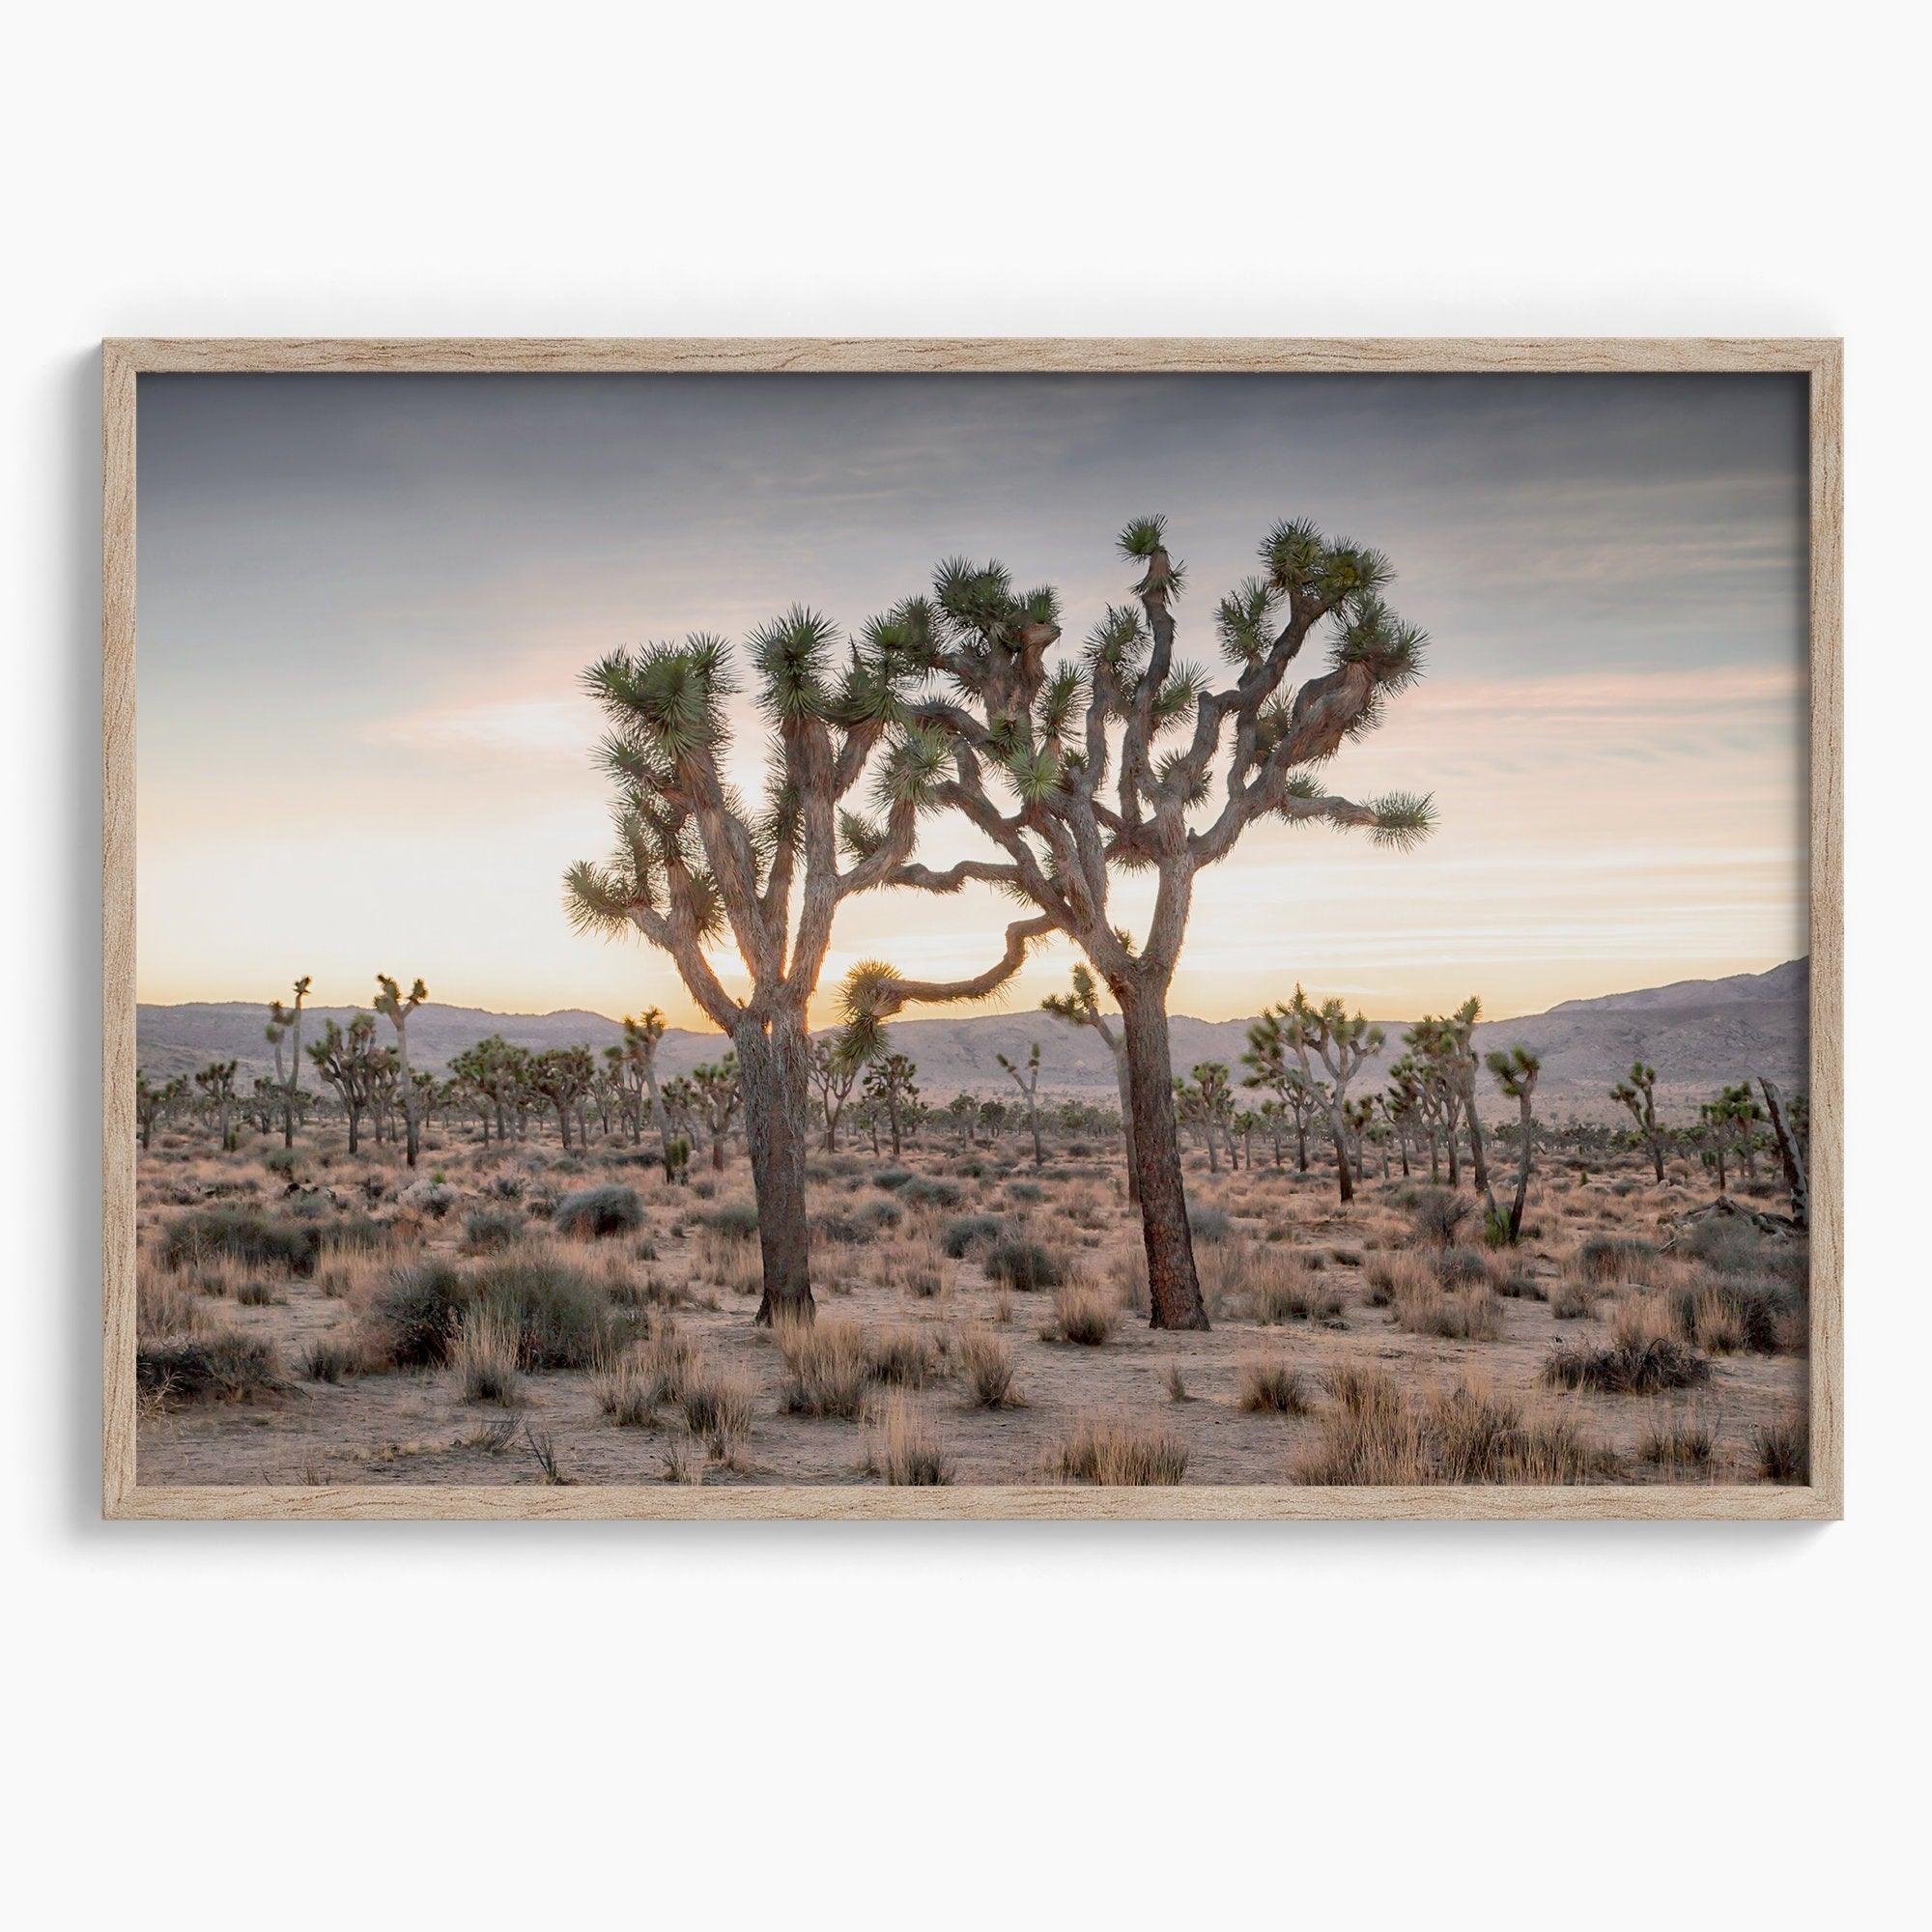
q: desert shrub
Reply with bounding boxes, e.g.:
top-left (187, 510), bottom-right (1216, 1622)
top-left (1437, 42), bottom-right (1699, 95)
top-left (161, 1207), bottom-right (319, 1276)
top-left (464, 1207), bottom-right (526, 1253)
top-left (1051, 1282), bottom-right (1118, 1346)
top-left (776, 1318), bottom-right (872, 1418)
top-left (1544, 1336), bottom-right (1711, 1395)
top-left (1237, 1356), bottom-right (1310, 1414)
top-left (899, 1177), bottom-right (963, 1210)
top-left (1491, 1263), bottom-right (1546, 1300)
top-left (1576, 1235), bottom-right (1660, 1282)
top-left (1187, 1203), bottom-right (1233, 1244)
top-left (262, 1147), bottom-right (304, 1179)
top-left (985, 1236), bottom-right (1065, 1292)
top-left (1435, 1246), bottom-right (1489, 1286)
top-left (1052, 1416), bottom-right (1188, 1486)
top-left (1677, 1214), bottom-right (1772, 1276)
top-left (1753, 1410), bottom-right (1809, 1482)
top-left (469, 1254), bottom-right (613, 1370)
top-left (298, 1337), bottom-right (359, 1384)
top-left (553, 1183), bottom-right (646, 1239)
top-left (867, 1324), bottom-right (940, 1388)
top-left (592, 1348), bottom-right (660, 1428)
top-left (366, 1260), bottom-right (468, 1368)
top-left (1674, 1280), bottom-right (1793, 1355)
top-left (940, 1213), bottom-right (1004, 1259)
top-left (700, 1200), bottom-right (761, 1239)
top-left (872, 1166), bottom-right (914, 1191)
top-left (1297, 1365), bottom-right (1427, 1484)
top-left (320, 1213), bottom-right (391, 1256)
top-left (136, 1332), bottom-right (282, 1406)
top-left (958, 1328), bottom-right (1020, 1407)
top-left (1406, 1187), bottom-right (1472, 1248)
top-left (1550, 1279), bottom-right (1598, 1320)
top-left (1426, 1383), bottom-right (1610, 1484)
top-left (865, 1395), bottom-right (953, 1485)
top-left (451, 1304), bottom-right (522, 1404)
top-left (1258, 1271), bottom-right (1345, 1324)
top-left (1364, 1250), bottom-right (1432, 1310)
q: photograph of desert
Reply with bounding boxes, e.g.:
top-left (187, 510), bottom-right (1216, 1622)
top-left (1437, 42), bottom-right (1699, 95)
top-left (129, 370), bottom-right (1813, 1492)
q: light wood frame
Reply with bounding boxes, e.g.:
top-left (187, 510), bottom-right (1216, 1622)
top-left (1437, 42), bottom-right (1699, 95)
top-left (101, 337), bottom-right (1843, 1520)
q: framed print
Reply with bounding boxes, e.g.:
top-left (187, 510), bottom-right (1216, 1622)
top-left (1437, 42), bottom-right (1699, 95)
top-left (102, 337), bottom-right (1841, 1519)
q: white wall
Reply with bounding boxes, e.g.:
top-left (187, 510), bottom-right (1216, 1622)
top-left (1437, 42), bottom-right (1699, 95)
top-left (4, 4), bottom-right (1920, 1924)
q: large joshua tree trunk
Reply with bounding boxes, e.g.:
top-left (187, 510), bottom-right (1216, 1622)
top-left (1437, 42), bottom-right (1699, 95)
top-left (736, 1009), bottom-right (814, 1327)
top-left (1325, 1096), bottom-right (1354, 1206)
top-left (1119, 990), bottom-right (1209, 1330)
top-left (1106, 1040), bottom-right (1139, 1202)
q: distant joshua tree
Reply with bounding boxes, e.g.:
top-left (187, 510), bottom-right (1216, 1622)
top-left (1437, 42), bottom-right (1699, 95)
top-left (194, 1059), bottom-right (240, 1150)
top-left (1610, 1060), bottom-right (1666, 1182)
top-left (810, 1035), bottom-right (867, 1151)
top-left (621, 1009), bottom-right (668, 1148)
top-left (1241, 1008), bottom-right (1325, 1172)
top-left (1409, 999), bottom-right (1493, 1206)
top-left (565, 608), bottom-right (950, 1324)
top-left (996, 1040), bottom-right (1047, 1167)
top-left (693, 1057), bottom-right (743, 1171)
top-left (135, 1071), bottom-right (185, 1150)
top-left (373, 974), bottom-right (428, 1167)
top-left (1041, 963), bottom-right (1137, 1199)
top-left (838, 515), bottom-right (1435, 1331)
top-left (307, 1013), bottom-right (385, 1154)
top-left (1757, 1076), bottom-right (1808, 1228)
top-left (1484, 1044), bottom-right (1542, 1242)
top-left (265, 976), bottom-right (311, 1149)
top-left (863, 1051), bottom-right (919, 1158)
top-left (528, 1044), bottom-right (595, 1150)
top-left (1278, 987), bottom-right (1385, 1205)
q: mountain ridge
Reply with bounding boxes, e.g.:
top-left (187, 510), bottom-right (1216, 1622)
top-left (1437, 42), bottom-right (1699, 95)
top-left (137, 959), bottom-right (1808, 1121)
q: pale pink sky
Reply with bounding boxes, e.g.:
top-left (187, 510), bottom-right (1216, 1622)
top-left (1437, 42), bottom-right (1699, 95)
top-left (136, 372), bottom-right (1809, 1026)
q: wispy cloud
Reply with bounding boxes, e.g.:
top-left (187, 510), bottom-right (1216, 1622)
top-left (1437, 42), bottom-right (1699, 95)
top-left (365, 696), bottom-right (599, 757)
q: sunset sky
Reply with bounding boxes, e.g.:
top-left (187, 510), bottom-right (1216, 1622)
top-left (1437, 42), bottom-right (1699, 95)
top-left (135, 371), bottom-right (1809, 1029)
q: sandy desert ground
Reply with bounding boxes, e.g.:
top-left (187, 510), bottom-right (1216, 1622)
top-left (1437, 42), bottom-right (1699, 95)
top-left (131, 1122), bottom-right (1809, 1491)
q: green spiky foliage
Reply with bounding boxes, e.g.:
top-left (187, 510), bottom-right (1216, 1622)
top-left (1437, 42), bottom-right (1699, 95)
top-left (193, 1059), bottom-right (241, 1151)
top-left (1240, 1008), bottom-right (1329, 1173)
top-left (1406, 997), bottom-right (1495, 1207)
top-left (834, 514), bottom-right (1439, 1330)
top-left (449, 1035), bottom-right (531, 1147)
top-left (691, 1057), bottom-right (743, 1171)
top-left (810, 1033), bottom-right (870, 1151)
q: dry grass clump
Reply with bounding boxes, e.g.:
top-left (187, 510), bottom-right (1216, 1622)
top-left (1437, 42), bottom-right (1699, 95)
top-left (298, 1337), bottom-right (361, 1383)
top-left (867, 1323), bottom-right (941, 1388)
top-left (1637, 1409), bottom-right (1717, 1472)
top-left (1106, 1245), bottom-right (1151, 1317)
top-left (1364, 1249), bottom-right (1433, 1309)
top-left (1236, 1355), bottom-right (1310, 1414)
top-left (984, 1234), bottom-right (1067, 1293)
top-left (1051, 1414), bottom-right (1188, 1486)
top-left (1752, 1410), bottom-right (1809, 1482)
top-left (677, 1359), bottom-right (755, 1456)
top-left (1298, 1367), bottom-right (1615, 1485)
top-left (1392, 1278), bottom-right (1504, 1341)
top-left (1550, 1278), bottom-right (1598, 1320)
top-left (1049, 1281), bottom-right (1118, 1346)
top-left (552, 1183), bottom-right (645, 1239)
top-left (957, 1326), bottom-right (1021, 1407)
top-left (1575, 1235), bottom-right (1661, 1282)
top-left (137, 1256), bottom-right (209, 1339)
top-left (776, 1317), bottom-right (872, 1418)
top-left (691, 1229), bottom-right (764, 1296)
top-left (450, 1304), bottom-right (522, 1405)
top-left (864, 1395), bottom-right (953, 1485)
top-left (591, 1346), bottom-right (660, 1427)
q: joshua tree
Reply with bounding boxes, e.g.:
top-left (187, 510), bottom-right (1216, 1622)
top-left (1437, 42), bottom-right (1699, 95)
top-left (692, 1057), bottom-right (743, 1171)
top-left (1610, 1060), bottom-right (1666, 1182)
top-left (1241, 1009), bottom-right (1325, 1172)
top-left (1701, 1082), bottom-right (1765, 1192)
top-left (1276, 987), bottom-right (1385, 1205)
top-left (996, 1040), bottom-right (1047, 1167)
top-left (945, 1091), bottom-right (979, 1147)
top-left (621, 1009), bottom-right (668, 1149)
top-left (1343, 1094), bottom-right (1377, 1184)
top-left (373, 974), bottom-right (428, 1167)
top-left (134, 1071), bottom-right (185, 1150)
top-left (1758, 1075), bottom-right (1808, 1228)
top-left (1484, 1044), bottom-right (1542, 1242)
top-left (565, 607), bottom-right (953, 1326)
top-left (451, 1035), bottom-right (531, 1145)
top-left (1041, 962), bottom-right (1137, 1199)
top-left (193, 1059), bottom-right (240, 1149)
top-left (863, 1050), bottom-right (919, 1158)
top-left (1408, 999), bottom-right (1492, 1203)
top-left (528, 1045), bottom-right (594, 1150)
top-left (809, 1035), bottom-right (867, 1151)
top-left (307, 1014), bottom-right (385, 1155)
top-left (840, 516), bottom-right (1434, 1329)
top-left (265, 976), bottom-right (311, 1149)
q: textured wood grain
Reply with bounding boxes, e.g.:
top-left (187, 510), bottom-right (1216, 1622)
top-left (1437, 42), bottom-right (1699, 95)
top-left (99, 337), bottom-right (1845, 1521)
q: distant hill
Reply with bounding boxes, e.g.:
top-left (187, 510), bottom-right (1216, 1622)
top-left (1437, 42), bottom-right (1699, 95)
top-left (136, 959), bottom-right (1808, 1122)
